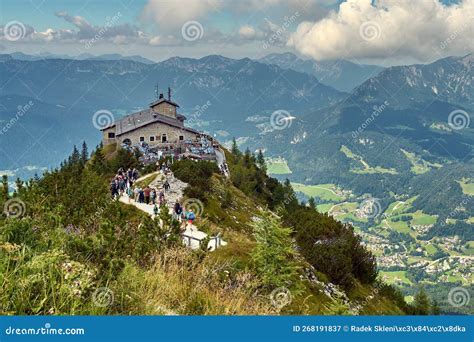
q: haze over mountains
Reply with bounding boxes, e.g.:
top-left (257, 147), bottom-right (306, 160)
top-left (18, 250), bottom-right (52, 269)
top-left (259, 52), bottom-right (384, 92)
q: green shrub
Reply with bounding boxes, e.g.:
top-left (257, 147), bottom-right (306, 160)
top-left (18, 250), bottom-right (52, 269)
top-left (251, 210), bottom-right (300, 289)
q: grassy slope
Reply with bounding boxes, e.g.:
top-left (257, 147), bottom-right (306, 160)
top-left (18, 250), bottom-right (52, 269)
top-left (188, 171), bottom-right (406, 315)
top-left (266, 158), bottom-right (292, 175)
top-left (340, 145), bottom-right (398, 175)
top-left (292, 183), bottom-right (343, 202)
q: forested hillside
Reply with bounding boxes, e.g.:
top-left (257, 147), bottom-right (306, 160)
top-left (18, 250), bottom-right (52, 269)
top-left (0, 142), bottom-right (439, 315)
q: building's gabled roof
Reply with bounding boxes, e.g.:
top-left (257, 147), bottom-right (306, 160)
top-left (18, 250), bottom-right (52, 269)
top-left (149, 97), bottom-right (180, 108)
top-left (101, 108), bottom-right (199, 136)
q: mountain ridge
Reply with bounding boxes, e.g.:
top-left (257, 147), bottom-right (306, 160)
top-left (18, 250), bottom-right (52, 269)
top-left (258, 52), bottom-right (384, 92)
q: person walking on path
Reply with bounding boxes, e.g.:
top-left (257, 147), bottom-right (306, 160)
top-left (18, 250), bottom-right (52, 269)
top-left (127, 186), bottom-right (133, 203)
top-left (132, 168), bottom-right (139, 181)
top-left (150, 189), bottom-right (156, 205)
top-left (110, 181), bottom-right (118, 199)
top-left (185, 208), bottom-right (196, 230)
top-left (164, 180), bottom-right (170, 192)
top-left (133, 187), bottom-right (139, 202)
top-left (144, 186), bottom-right (151, 204)
top-left (173, 201), bottom-right (183, 222)
top-left (119, 178), bottom-right (126, 196)
top-left (159, 190), bottom-right (165, 206)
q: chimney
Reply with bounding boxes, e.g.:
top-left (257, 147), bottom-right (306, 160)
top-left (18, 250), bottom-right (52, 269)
top-left (168, 87), bottom-right (171, 101)
top-left (159, 93), bottom-right (164, 99)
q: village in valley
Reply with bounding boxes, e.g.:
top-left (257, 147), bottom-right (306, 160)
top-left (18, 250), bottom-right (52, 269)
top-left (264, 157), bottom-right (473, 302)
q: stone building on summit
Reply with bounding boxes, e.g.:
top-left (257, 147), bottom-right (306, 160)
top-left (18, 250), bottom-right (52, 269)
top-left (101, 88), bottom-right (203, 148)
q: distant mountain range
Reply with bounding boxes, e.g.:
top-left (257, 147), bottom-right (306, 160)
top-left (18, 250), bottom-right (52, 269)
top-left (254, 54), bottom-right (473, 216)
top-left (1, 52), bottom-right (156, 64)
top-left (0, 53), bottom-right (345, 171)
top-left (258, 52), bottom-right (384, 92)
top-left (351, 54), bottom-right (473, 108)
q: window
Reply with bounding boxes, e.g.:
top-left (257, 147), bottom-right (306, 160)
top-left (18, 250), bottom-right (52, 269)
top-left (139, 136), bottom-right (144, 142)
top-left (161, 134), bottom-right (167, 143)
top-left (108, 132), bottom-right (115, 138)
top-left (179, 135), bottom-right (184, 141)
top-left (150, 136), bottom-right (155, 142)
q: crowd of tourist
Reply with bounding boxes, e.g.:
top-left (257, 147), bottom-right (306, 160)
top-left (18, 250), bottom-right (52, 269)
top-left (219, 162), bottom-right (229, 176)
top-left (110, 166), bottom-right (196, 230)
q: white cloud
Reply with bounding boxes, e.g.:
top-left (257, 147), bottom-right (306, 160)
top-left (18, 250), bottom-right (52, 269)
top-left (0, 11), bottom-right (148, 46)
top-left (141, 0), bottom-right (223, 29)
top-left (149, 36), bottom-right (161, 45)
top-left (288, 0), bottom-right (474, 61)
top-left (239, 25), bottom-right (258, 39)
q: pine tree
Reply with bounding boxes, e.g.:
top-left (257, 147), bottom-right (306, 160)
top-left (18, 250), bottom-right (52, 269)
top-left (1, 175), bottom-right (8, 201)
top-left (256, 149), bottom-right (266, 171)
top-left (15, 177), bottom-right (23, 194)
top-left (251, 210), bottom-right (300, 289)
top-left (231, 137), bottom-right (240, 156)
top-left (308, 197), bottom-right (316, 210)
top-left (243, 148), bottom-right (251, 167)
top-left (413, 288), bottom-right (430, 315)
top-left (283, 179), bottom-right (298, 208)
top-left (81, 141), bottom-right (89, 164)
top-left (91, 147), bottom-right (107, 175)
top-left (70, 145), bottom-right (80, 165)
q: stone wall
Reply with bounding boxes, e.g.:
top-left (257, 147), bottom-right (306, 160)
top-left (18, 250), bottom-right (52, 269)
top-left (115, 122), bottom-right (198, 146)
top-left (152, 102), bottom-right (176, 118)
top-left (102, 126), bottom-right (117, 145)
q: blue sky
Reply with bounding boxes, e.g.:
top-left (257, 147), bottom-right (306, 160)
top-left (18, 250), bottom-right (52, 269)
top-left (0, 0), bottom-right (472, 64)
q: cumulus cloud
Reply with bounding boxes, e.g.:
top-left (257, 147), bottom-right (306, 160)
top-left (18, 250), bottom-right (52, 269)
top-left (0, 11), bottom-right (154, 46)
top-left (239, 25), bottom-right (260, 40)
top-left (288, 0), bottom-right (474, 61)
top-left (55, 11), bottom-right (144, 42)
